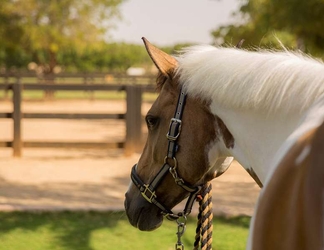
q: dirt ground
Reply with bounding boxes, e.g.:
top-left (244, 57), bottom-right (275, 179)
top-left (0, 100), bottom-right (260, 216)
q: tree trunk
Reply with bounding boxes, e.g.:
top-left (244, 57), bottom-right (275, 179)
top-left (44, 50), bottom-right (57, 100)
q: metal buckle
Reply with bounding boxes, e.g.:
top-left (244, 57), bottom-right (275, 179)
top-left (141, 184), bottom-right (156, 203)
top-left (166, 118), bottom-right (182, 141)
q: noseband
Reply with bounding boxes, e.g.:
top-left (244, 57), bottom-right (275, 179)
top-left (131, 88), bottom-right (202, 220)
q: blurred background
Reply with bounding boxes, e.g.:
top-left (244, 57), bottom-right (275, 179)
top-left (0, 0), bottom-right (323, 249)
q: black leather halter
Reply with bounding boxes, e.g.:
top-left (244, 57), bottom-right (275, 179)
top-left (130, 87), bottom-right (202, 220)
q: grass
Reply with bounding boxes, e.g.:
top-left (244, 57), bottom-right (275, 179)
top-left (0, 90), bottom-right (158, 102)
top-left (0, 211), bottom-right (250, 250)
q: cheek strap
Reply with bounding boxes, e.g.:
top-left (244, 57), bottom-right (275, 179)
top-left (130, 87), bottom-right (202, 220)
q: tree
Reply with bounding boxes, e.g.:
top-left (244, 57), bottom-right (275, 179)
top-left (211, 0), bottom-right (324, 57)
top-left (0, 0), bottom-right (125, 73)
top-left (0, 3), bottom-right (30, 69)
top-left (61, 42), bottom-right (154, 73)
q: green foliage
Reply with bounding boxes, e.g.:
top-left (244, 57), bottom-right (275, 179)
top-left (0, 1), bottom-right (195, 73)
top-left (56, 42), bottom-right (154, 72)
top-left (161, 43), bottom-right (196, 55)
top-left (0, 0), bottom-right (125, 73)
top-left (212, 0), bottom-right (324, 57)
top-left (0, 211), bottom-right (250, 250)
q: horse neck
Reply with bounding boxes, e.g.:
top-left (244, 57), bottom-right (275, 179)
top-left (211, 104), bottom-right (302, 185)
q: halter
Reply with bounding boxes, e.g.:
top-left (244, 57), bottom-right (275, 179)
top-left (130, 87), bottom-right (202, 220)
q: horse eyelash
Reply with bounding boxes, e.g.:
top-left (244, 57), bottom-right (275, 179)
top-left (145, 115), bottom-right (159, 128)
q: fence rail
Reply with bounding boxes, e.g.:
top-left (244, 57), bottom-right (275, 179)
top-left (0, 77), bottom-right (155, 157)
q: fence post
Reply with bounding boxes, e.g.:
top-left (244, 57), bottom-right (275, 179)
top-left (12, 77), bottom-right (22, 157)
top-left (125, 85), bottom-right (142, 156)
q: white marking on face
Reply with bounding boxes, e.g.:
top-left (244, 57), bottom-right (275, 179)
top-left (295, 145), bottom-right (311, 165)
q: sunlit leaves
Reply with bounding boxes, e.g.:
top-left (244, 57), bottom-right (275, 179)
top-left (0, 0), bottom-right (125, 72)
top-left (211, 0), bottom-right (324, 58)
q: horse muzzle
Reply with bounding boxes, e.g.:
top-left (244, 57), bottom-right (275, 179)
top-left (124, 185), bottom-right (163, 231)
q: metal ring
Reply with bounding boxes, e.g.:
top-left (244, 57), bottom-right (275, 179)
top-left (176, 214), bottom-right (187, 226)
top-left (164, 156), bottom-right (177, 168)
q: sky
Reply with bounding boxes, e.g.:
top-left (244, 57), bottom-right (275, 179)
top-left (110, 0), bottom-right (241, 46)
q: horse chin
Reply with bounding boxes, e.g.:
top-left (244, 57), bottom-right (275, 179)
top-left (124, 191), bottom-right (163, 231)
top-left (136, 207), bottom-right (163, 231)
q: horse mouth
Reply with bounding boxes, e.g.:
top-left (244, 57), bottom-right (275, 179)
top-left (124, 192), bottom-right (163, 231)
top-left (136, 208), bottom-right (163, 231)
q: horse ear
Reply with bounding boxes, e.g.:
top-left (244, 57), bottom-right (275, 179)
top-left (142, 37), bottom-right (178, 76)
top-left (235, 39), bottom-right (245, 49)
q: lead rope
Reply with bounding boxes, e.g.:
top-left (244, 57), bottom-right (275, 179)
top-left (193, 182), bottom-right (213, 250)
top-left (173, 182), bottom-right (213, 250)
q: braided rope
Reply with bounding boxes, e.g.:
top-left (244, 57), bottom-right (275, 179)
top-left (193, 182), bottom-right (213, 250)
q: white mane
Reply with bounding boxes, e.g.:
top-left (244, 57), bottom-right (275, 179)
top-left (176, 46), bottom-right (324, 115)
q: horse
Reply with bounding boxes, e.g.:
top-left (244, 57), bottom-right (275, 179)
top-left (124, 37), bottom-right (324, 249)
top-left (250, 103), bottom-right (324, 249)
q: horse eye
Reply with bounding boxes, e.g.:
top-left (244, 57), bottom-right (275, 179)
top-left (145, 115), bottom-right (159, 128)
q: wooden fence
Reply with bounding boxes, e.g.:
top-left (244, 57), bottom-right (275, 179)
top-left (0, 76), bottom-right (155, 157)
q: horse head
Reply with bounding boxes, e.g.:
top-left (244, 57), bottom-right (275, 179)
top-left (124, 38), bottom-right (234, 231)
